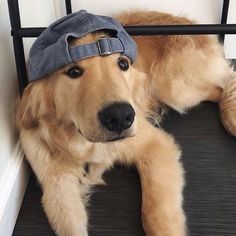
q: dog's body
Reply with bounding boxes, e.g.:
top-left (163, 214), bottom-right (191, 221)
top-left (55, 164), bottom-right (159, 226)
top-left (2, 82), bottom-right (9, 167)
top-left (16, 11), bottom-right (236, 236)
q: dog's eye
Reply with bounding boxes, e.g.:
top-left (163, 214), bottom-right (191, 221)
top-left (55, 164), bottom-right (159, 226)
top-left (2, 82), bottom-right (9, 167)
top-left (66, 66), bottom-right (84, 79)
top-left (118, 57), bottom-right (129, 71)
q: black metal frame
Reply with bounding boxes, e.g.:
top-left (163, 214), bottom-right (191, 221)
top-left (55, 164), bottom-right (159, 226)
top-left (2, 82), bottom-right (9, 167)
top-left (7, 0), bottom-right (235, 95)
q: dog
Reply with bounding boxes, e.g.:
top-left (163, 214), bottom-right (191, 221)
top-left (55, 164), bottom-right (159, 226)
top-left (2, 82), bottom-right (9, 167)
top-left (16, 10), bottom-right (236, 236)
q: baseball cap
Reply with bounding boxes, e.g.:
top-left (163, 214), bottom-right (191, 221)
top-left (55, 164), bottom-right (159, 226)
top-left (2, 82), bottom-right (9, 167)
top-left (28, 10), bottom-right (137, 81)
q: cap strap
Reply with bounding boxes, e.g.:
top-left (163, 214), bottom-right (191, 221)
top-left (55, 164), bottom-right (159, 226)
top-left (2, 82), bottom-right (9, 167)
top-left (69, 37), bottom-right (124, 62)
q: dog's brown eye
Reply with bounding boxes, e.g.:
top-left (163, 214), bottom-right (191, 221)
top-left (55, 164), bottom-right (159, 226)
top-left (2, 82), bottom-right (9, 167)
top-left (118, 57), bottom-right (129, 71)
top-left (66, 66), bottom-right (84, 79)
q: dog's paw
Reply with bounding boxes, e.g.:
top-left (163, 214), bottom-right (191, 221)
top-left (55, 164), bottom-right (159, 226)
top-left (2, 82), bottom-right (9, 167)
top-left (220, 78), bottom-right (236, 136)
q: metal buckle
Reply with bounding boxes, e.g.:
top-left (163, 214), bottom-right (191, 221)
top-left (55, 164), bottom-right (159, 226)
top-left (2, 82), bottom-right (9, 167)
top-left (97, 37), bottom-right (112, 56)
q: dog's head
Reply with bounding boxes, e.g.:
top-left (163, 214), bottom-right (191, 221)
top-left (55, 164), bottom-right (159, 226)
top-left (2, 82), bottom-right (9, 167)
top-left (17, 32), bottom-right (147, 143)
top-left (49, 33), bottom-right (138, 142)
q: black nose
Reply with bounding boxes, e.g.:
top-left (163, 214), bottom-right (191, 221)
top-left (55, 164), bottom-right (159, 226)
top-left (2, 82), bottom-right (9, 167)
top-left (99, 103), bottom-right (135, 134)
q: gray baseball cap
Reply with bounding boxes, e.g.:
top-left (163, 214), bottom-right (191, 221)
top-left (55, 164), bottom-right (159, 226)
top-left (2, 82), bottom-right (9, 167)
top-left (28, 10), bottom-right (137, 81)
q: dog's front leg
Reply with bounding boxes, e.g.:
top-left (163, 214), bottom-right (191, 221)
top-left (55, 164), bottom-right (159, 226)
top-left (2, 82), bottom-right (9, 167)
top-left (133, 125), bottom-right (186, 236)
top-left (41, 173), bottom-right (88, 236)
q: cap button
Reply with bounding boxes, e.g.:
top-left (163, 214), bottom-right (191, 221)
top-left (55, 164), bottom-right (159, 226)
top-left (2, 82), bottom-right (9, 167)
top-left (79, 10), bottom-right (88, 14)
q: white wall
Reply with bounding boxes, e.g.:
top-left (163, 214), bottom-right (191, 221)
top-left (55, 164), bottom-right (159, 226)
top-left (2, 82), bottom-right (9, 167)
top-left (19, 0), bottom-right (57, 59)
top-left (0, 1), bottom-right (56, 235)
top-left (70, 0), bottom-right (223, 23)
top-left (0, 0), bottom-right (18, 181)
top-left (224, 0), bottom-right (236, 59)
top-left (0, 0), bottom-right (24, 234)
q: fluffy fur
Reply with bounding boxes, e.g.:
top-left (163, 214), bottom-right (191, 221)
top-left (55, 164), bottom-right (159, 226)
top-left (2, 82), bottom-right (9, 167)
top-left (16, 11), bottom-right (236, 236)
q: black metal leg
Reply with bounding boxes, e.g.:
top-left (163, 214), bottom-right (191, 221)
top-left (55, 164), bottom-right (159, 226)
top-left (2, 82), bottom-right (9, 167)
top-left (7, 0), bottom-right (28, 95)
top-left (220, 0), bottom-right (230, 42)
top-left (12, 37), bottom-right (28, 95)
top-left (65, 0), bottom-right (72, 15)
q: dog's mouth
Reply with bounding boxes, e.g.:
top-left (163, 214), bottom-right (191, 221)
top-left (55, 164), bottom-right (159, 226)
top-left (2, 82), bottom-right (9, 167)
top-left (107, 136), bottom-right (126, 142)
top-left (78, 128), bottom-right (133, 143)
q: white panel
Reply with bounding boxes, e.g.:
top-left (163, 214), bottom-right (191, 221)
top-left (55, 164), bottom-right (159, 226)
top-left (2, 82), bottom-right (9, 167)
top-left (19, 0), bottom-right (58, 60)
top-left (0, 144), bottom-right (29, 236)
top-left (71, 0), bottom-right (223, 23)
top-left (19, 0), bottom-right (56, 27)
top-left (224, 1), bottom-right (236, 59)
top-left (0, 2), bottom-right (27, 235)
top-left (0, 0), bottom-right (18, 177)
top-left (54, 0), bottom-right (68, 19)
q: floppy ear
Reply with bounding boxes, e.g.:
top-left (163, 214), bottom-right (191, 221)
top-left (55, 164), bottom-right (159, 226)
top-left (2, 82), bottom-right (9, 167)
top-left (16, 80), bottom-right (55, 130)
top-left (16, 84), bottom-right (37, 130)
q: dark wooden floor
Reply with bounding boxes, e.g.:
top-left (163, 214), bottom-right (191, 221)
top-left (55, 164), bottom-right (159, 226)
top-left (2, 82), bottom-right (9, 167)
top-left (13, 102), bottom-right (236, 236)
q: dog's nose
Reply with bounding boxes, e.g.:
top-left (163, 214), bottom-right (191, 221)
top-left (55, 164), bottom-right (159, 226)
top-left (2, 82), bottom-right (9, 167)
top-left (99, 103), bottom-right (135, 134)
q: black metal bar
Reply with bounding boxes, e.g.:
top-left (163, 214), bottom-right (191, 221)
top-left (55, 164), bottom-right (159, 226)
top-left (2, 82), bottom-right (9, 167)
top-left (220, 0), bottom-right (230, 42)
top-left (16, 28), bottom-right (47, 37)
top-left (125, 24), bottom-right (236, 36)
top-left (14, 24), bottom-right (236, 38)
top-left (7, 0), bottom-right (28, 95)
top-left (65, 0), bottom-right (72, 15)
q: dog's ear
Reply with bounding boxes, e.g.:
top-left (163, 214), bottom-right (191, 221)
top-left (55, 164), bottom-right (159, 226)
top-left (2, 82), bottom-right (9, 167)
top-left (16, 84), bottom-right (37, 130)
top-left (16, 80), bottom-right (55, 130)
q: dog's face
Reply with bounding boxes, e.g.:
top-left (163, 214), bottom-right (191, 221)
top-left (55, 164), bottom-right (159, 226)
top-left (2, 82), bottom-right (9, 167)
top-left (28, 33), bottom-right (139, 143)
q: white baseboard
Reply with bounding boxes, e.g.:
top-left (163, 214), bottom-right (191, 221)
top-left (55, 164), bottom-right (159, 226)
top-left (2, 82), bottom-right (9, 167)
top-left (0, 142), bottom-right (30, 236)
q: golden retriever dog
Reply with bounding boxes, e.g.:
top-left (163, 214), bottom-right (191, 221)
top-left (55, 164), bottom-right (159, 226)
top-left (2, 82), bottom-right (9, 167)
top-left (16, 11), bottom-right (236, 236)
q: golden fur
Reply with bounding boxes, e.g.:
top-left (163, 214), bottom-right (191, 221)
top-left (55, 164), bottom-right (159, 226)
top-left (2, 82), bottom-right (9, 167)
top-left (16, 11), bottom-right (236, 236)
